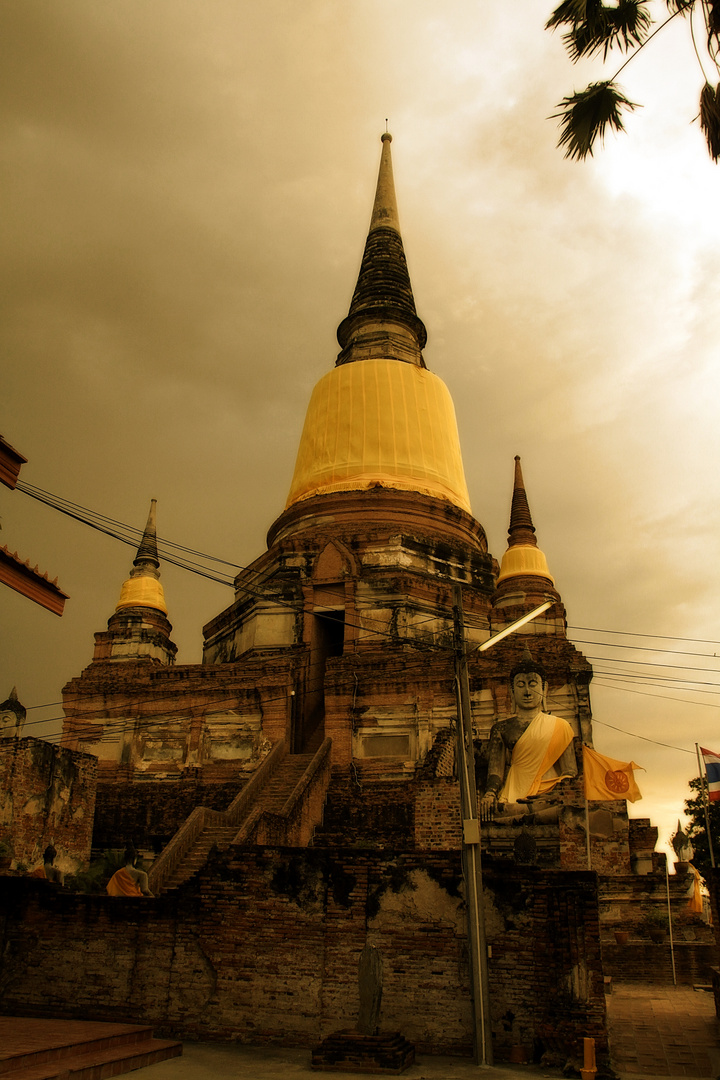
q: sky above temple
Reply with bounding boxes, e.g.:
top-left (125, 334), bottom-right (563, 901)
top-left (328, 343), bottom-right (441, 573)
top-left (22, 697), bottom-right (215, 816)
top-left (2, 1), bottom-right (719, 863)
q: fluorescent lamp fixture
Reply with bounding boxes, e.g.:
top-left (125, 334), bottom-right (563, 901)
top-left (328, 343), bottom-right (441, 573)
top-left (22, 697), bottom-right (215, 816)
top-left (477, 601), bottom-right (553, 652)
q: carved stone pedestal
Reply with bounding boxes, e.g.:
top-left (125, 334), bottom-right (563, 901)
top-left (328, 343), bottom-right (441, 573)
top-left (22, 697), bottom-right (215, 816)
top-left (311, 1031), bottom-right (416, 1074)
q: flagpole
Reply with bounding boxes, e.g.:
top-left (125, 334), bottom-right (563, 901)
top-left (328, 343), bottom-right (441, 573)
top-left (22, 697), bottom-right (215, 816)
top-left (584, 796), bottom-right (591, 870)
top-left (664, 857), bottom-right (677, 986)
top-left (695, 743), bottom-right (716, 869)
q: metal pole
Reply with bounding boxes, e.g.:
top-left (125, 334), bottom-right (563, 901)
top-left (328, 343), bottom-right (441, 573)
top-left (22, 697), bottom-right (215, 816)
top-left (453, 584), bottom-right (493, 1067)
top-left (695, 743), bottom-right (716, 869)
top-left (585, 797), bottom-right (592, 871)
top-left (665, 857), bottom-right (677, 986)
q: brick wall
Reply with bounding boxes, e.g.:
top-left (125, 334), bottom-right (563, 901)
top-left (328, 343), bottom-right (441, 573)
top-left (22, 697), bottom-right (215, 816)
top-left (558, 797), bottom-right (631, 873)
top-left (312, 770), bottom-right (416, 848)
top-left (598, 871), bottom-right (712, 935)
top-left (0, 737), bottom-right (96, 874)
top-left (530, 875), bottom-right (607, 1055)
top-left (414, 778), bottom-right (462, 850)
top-left (92, 777), bottom-right (245, 852)
top-left (602, 941), bottom-right (717, 984)
top-left (0, 849), bottom-right (606, 1065)
top-left (597, 870), bottom-right (716, 984)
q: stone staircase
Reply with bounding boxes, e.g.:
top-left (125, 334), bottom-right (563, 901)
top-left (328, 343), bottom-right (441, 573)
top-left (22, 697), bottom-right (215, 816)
top-left (232, 753), bottom-right (314, 844)
top-left (148, 738), bottom-right (332, 894)
top-left (0, 1017), bottom-right (181, 1080)
top-left (156, 825), bottom-right (238, 892)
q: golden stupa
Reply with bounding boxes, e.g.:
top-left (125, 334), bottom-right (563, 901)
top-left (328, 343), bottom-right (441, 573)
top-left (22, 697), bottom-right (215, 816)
top-left (115, 499), bottom-right (168, 614)
top-left (285, 133), bottom-right (471, 515)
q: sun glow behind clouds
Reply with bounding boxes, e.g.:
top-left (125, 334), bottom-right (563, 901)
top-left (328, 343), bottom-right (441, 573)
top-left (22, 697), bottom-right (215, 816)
top-left (586, 9), bottom-right (720, 233)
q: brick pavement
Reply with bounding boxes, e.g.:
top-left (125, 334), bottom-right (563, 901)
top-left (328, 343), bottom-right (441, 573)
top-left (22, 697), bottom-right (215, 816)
top-left (606, 983), bottom-right (720, 1077)
top-left (3, 985), bottom-right (719, 1080)
top-left (0, 1017), bottom-right (181, 1079)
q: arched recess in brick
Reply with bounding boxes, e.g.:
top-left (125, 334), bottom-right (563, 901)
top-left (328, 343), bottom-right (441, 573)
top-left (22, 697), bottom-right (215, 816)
top-left (295, 541), bottom-right (358, 753)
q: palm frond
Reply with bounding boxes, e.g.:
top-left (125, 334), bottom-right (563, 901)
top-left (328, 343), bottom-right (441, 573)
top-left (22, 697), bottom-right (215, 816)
top-left (699, 82), bottom-right (720, 161)
top-left (707, 0), bottom-right (720, 47)
top-left (547, 0), bottom-right (652, 60)
top-left (664, 0), bottom-right (695, 13)
top-left (608, 0), bottom-right (654, 52)
top-left (552, 81), bottom-right (639, 159)
top-left (546, 0), bottom-right (590, 31)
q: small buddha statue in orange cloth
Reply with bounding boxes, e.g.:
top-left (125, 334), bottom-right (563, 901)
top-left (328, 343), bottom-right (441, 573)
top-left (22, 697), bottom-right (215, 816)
top-left (107, 847), bottom-right (153, 897)
top-left (31, 845), bottom-right (64, 884)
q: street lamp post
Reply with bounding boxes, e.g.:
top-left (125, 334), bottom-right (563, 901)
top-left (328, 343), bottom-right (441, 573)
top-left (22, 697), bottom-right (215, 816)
top-left (452, 590), bottom-right (553, 1067)
top-left (452, 584), bottom-right (492, 1066)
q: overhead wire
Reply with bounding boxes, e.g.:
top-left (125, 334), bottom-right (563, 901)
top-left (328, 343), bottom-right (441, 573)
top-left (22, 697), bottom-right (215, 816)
top-left (12, 481), bottom-right (720, 753)
top-left (17, 480), bottom-right (720, 646)
top-left (17, 646), bottom-right (720, 739)
top-left (568, 624), bottom-right (720, 648)
top-left (16, 640), bottom-right (720, 739)
top-left (14, 646), bottom-right (460, 741)
top-left (576, 654), bottom-right (720, 676)
top-left (569, 637), bottom-right (720, 660)
top-left (593, 677), bottom-right (720, 709)
top-left (13, 669), bottom-right (716, 758)
top-left (16, 481), bottom-right (245, 572)
top-left (590, 668), bottom-right (720, 691)
top-left (26, 635), bottom-right (720, 741)
top-left (16, 481), bottom-right (457, 646)
top-left (19, 479), bottom-right (720, 663)
top-left (591, 715), bottom-right (696, 755)
top-left (16, 482), bottom-right (434, 640)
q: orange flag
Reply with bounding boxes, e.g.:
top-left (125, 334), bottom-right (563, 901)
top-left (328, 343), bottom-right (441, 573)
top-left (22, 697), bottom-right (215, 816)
top-left (582, 745), bottom-right (643, 802)
top-left (688, 866), bottom-right (703, 914)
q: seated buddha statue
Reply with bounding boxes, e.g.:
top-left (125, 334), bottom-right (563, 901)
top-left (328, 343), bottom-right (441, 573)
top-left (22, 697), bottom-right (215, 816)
top-left (480, 651), bottom-right (577, 822)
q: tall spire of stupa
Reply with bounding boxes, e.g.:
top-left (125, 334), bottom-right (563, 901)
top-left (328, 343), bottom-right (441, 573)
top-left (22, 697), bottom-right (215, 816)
top-left (497, 458), bottom-right (554, 584)
top-left (116, 499), bottom-right (168, 614)
top-left (134, 499), bottom-right (160, 568)
top-left (336, 133), bottom-right (427, 368)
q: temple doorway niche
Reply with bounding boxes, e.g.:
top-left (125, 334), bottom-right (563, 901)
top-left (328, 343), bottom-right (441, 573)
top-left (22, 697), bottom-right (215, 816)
top-left (297, 607), bottom-right (345, 753)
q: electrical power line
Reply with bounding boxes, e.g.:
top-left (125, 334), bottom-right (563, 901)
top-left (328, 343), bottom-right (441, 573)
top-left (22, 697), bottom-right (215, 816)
top-left (569, 638), bottom-right (720, 660)
top-left (568, 624), bottom-right (720, 648)
top-left (587, 667), bottom-right (712, 695)
top-left (591, 715), bottom-right (696, 755)
top-left (12, 480), bottom-right (720, 746)
top-left (581, 654), bottom-right (720, 676)
top-left (17, 647), bottom-right (458, 738)
top-left (19, 479), bottom-right (720, 658)
top-left (592, 675), bottom-right (720, 707)
top-left (16, 481), bottom-right (462, 646)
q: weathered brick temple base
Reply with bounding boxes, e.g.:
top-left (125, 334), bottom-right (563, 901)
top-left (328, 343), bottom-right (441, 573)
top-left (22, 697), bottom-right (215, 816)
top-left (0, 736), bottom-right (96, 873)
top-left (0, 850), bottom-right (606, 1064)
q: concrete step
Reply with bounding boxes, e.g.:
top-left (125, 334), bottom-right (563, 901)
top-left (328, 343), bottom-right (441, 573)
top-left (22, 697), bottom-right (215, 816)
top-left (0, 1018), bottom-right (181, 1080)
top-left (255, 758), bottom-right (313, 811)
top-left (160, 829), bottom-right (239, 889)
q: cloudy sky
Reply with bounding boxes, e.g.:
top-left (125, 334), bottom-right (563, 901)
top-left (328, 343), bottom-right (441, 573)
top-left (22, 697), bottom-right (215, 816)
top-left (2, 1), bottom-right (719, 863)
